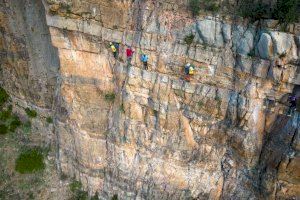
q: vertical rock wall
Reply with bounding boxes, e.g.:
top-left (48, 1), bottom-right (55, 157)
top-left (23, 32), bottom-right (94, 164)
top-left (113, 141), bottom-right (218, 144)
top-left (1, 0), bottom-right (299, 199)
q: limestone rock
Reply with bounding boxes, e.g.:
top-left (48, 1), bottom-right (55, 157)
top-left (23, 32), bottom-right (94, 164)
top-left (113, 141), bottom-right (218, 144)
top-left (270, 31), bottom-right (298, 59)
top-left (1, 0), bottom-right (300, 199)
top-left (257, 33), bottom-right (274, 59)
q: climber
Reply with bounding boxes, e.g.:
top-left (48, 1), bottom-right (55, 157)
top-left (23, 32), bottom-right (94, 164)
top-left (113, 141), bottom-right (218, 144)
top-left (126, 46), bottom-right (134, 64)
top-left (141, 53), bottom-right (148, 70)
top-left (110, 42), bottom-right (118, 59)
top-left (184, 63), bottom-right (194, 82)
top-left (287, 94), bottom-right (297, 116)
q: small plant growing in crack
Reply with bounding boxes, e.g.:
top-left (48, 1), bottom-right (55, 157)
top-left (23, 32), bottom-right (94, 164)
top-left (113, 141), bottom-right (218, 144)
top-left (197, 100), bottom-right (204, 108)
top-left (184, 34), bottom-right (195, 46)
top-left (25, 108), bottom-right (37, 118)
top-left (119, 103), bottom-right (125, 113)
top-left (104, 92), bottom-right (116, 103)
top-left (215, 96), bottom-right (222, 116)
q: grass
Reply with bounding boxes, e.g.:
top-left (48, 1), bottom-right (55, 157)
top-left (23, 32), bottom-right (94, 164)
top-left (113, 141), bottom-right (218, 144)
top-left (104, 92), bottom-right (116, 102)
top-left (184, 34), bottom-right (195, 46)
top-left (15, 148), bottom-right (45, 174)
top-left (25, 108), bottom-right (37, 118)
top-left (0, 87), bottom-right (9, 107)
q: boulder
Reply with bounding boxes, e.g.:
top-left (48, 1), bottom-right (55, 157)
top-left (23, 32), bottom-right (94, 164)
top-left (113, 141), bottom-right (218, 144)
top-left (270, 31), bottom-right (297, 59)
top-left (257, 33), bottom-right (274, 59)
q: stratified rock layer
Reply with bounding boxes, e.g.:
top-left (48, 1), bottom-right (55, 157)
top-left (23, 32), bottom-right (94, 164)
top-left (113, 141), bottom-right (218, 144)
top-left (0, 0), bottom-right (299, 199)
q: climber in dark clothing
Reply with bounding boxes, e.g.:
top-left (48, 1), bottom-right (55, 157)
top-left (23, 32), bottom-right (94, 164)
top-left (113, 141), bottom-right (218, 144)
top-left (288, 95), bottom-right (297, 116)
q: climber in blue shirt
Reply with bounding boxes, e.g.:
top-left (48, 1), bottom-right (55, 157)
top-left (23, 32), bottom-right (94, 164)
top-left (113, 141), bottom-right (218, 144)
top-left (141, 54), bottom-right (148, 70)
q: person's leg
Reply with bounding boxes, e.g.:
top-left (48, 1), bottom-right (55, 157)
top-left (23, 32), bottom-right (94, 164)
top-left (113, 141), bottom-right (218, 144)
top-left (113, 52), bottom-right (117, 58)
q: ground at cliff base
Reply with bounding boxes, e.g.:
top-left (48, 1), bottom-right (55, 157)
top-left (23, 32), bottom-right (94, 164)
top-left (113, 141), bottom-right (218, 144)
top-left (0, 126), bottom-right (71, 200)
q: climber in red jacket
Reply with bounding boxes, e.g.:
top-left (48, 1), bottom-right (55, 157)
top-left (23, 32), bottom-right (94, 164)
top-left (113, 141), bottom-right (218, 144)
top-left (126, 47), bottom-right (134, 64)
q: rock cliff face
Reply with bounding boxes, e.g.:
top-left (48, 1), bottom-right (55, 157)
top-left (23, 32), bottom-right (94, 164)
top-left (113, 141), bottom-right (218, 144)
top-left (1, 0), bottom-right (300, 199)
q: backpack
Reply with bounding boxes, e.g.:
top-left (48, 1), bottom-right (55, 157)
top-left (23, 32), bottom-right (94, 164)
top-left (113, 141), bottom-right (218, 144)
top-left (189, 66), bottom-right (194, 75)
top-left (111, 45), bottom-right (117, 52)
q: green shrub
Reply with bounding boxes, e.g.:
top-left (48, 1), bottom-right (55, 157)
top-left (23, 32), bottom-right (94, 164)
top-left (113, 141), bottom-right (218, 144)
top-left (238, 0), bottom-right (299, 24)
top-left (70, 180), bottom-right (82, 193)
top-left (189, 0), bottom-right (201, 17)
top-left (202, 0), bottom-right (219, 12)
top-left (46, 117), bottom-right (53, 123)
top-left (184, 34), bottom-right (195, 45)
top-left (15, 148), bottom-right (45, 174)
top-left (70, 180), bottom-right (88, 200)
top-left (273, 0), bottom-right (299, 24)
top-left (104, 92), bottom-right (116, 102)
top-left (22, 121), bottom-right (31, 133)
top-left (238, 0), bottom-right (269, 21)
top-left (0, 109), bottom-right (12, 121)
top-left (9, 115), bottom-right (21, 132)
top-left (207, 3), bottom-right (219, 12)
top-left (112, 194), bottom-right (118, 200)
top-left (25, 108), bottom-right (37, 118)
top-left (0, 124), bottom-right (8, 135)
top-left (0, 87), bottom-right (9, 107)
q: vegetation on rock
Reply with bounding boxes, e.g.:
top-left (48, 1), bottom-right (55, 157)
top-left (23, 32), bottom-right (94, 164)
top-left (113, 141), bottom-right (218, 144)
top-left (189, 0), bottom-right (201, 17)
top-left (238, 0), bottom-right (299, 23)
top-left (0, 108), bottom-right (12, 121)
top-left (201, 0), bottom-right (219, 12)
top-left (273, 0), bottom-right (299, 24)
top-left (0, 87), bottom-right (9, 107)
top-left (0, 104), bottom-right (21, 134)
top-left (112, 194), bottom-right (118, 200)
top-left (0, 124), bottom-right (8, 135)
top-left (22, 121), bottom-right (31, 134)
top-left (9, 115), bottom-right (22, 132)
top-left (25, 108), bottom-right (37, 118)
top-left (69, 180), bottom-right (88, 200)
top-left (104, 92), bottom-right (116, 102)
top-left (15, 148), bottom-right (45, 174)
top-left (46, 117), bottom-right (53, 123)
top-left (184, 34), bottom-right (195, 45)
